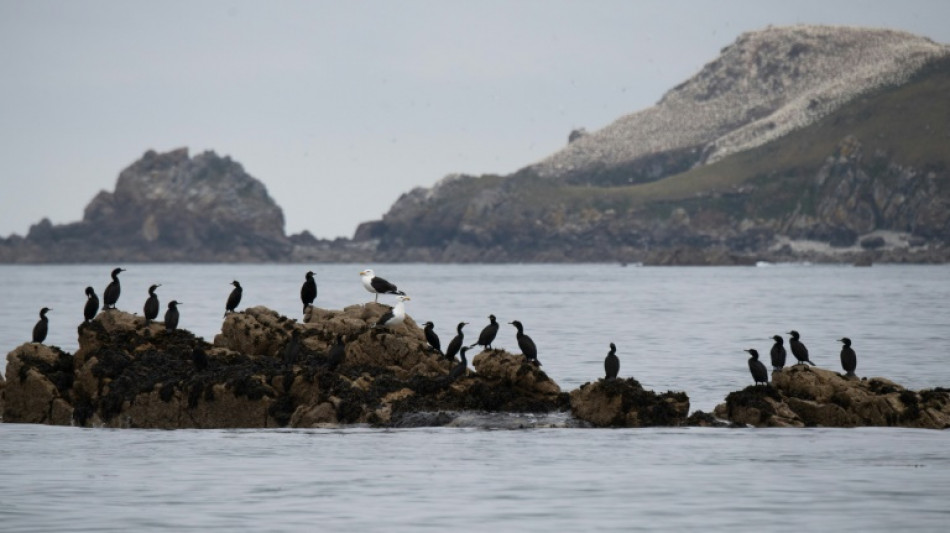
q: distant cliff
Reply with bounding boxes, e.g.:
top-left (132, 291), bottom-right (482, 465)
top-left (355, 26), bottom-right (950, 264)
top-left (0, 148), bottom-right (368, 263)
top-left (5, 26), bottom-right (950, 264)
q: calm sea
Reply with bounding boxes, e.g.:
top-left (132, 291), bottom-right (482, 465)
top-left (1, 263), bottom-right (949, 531)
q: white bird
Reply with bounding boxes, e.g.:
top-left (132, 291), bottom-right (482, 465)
top-left (374, 295), bottom-right (410, 329)
top-left (360, 269), bottom-right (405, 302)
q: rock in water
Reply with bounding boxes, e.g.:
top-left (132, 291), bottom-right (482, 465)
top-left (569, 378), bottom-right (690, 427)
top-left (713, 365), bottom-right (950, 428)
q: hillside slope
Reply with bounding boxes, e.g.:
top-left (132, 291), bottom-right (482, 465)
top-left (357, 26), bottom-right (950, 264)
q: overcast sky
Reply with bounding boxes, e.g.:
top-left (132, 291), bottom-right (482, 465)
top-left (1, 1), bottom-right (947, 240)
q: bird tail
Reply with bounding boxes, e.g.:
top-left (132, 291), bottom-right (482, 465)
top-left (394, 290), bottom-right (406, 296)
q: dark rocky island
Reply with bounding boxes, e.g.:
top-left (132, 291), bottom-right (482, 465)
top-left (2, 303), bottom-right (693, 429)
top-left (4, 302), bottom-right (947, 429)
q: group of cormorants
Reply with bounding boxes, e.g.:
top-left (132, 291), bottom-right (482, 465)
top-left (746, 330), bottom-right (859, 386)
top-left (27, 267), bottom-right (859, 387)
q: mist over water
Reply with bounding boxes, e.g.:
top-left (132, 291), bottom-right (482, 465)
top-left (1, 263), bottom-right (949, 531)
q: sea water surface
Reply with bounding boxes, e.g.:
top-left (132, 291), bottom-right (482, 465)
top-left (1, 263), bottom-right (949, 531)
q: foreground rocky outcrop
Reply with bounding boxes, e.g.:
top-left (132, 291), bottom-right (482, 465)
top-left (713, 365), bottom-right (950, 429)
top-left (2, 304), bottom-right (581, 428)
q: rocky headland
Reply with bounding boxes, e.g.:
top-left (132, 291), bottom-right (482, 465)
top-left (356, 26), bottom-right (950, 264)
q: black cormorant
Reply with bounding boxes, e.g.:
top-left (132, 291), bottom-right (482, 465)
top-left (448, 347), bottom-right (469, 382)
top-left (604, 342), bottom-right (619, 380)
top-left (510, 320), bottom-right (540, 366)
top-left (469, 314), bottom-right (499, 351)
top-left (282, 329), bottom-right (302, 365)
top-left (164, 301), bottom-right (180, 331)
top-left (423, 321), bottom-right (442, 354)
top-left (143, 284), bottom-right (161, 325)
top-left (83, 286), bottom-right (99, 323)
top-left (746, 348), bottom-right (769, 386)
top-left (360, 268), bottom-right (405, 302)
top-left (191, 345), bottom-right (209, 371)
top-left (327, 333), bottom-right (346, 371)
top-left (770, 335), bottom-right (787, 371)
top-left (300, 270), bottom-right (317, 314)
top-left (788, 330), bottom-right (814, 366)
top-left (374, 295), bottom-right (410, 329)
top-left (32, 307), bottom-right (51, 343)
top-left (102, 267), bottom-right (125, 310)
top-left (225, 280), bottom-right (242, 317)
top-left (445, 322), bottom-right (467, 361)
top-left (839, 337), bottom-right (857, 377)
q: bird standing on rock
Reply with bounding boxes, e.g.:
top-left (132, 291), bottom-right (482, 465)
top-left (327, 333), bottom-right (346, 371)
top-left (788, 330), bottom-right (814, 366)
top-left (164, 301), bottom-right (181, 331)
top-left (225, 281), bottom-right (242, 317)
top-left (604, 342), bottom-right (619, 380)
top-left (360, 269), bottom-right (405, 302)
top-left (770, 335), bottom-right (787, 371)
top-left (300, 270), bottom-right (317, 314)
top-left (510, 320), bottom-right (540, 366)
top-left (470, 314), bottom-right (499, 351)
top-left (32, 307), bottom-right (51, 343)
top-left (423, 321), bottom-right (442, 355)
top-left (143, 284), bottom-right (161, 325)
top-left (746, 349), bottom-right (769, 386)
top-left (445, 322), bottom-right (467, 361)
top-left (374, 295), bottom-right (410, 329)
top-left (83, 287), bottom-right (99, 323)
top-left (448, 347), bottom-right (469, 382)
top-left (103, 267), bottom-right (125, 310)
top-left (839, 337), bottom-right (857, 377)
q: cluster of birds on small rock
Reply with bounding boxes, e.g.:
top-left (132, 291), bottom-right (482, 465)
top-left (746, 330), bottom-right (858, 387)
top-left (28, 267), bottom-right (860, 385)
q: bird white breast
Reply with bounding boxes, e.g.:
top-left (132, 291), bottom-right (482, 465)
top-left (361, 272), bottom-right (376, 293)
top-left (385, 301), bottom-right (407, 326)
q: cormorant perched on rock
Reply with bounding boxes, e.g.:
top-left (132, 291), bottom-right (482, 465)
top-left (282, 329), bottom-right (302, 365)
top-left (839, 337), bottom-right (857, 377)
top-left (770, 335), bottom-right (787, 371)
top-left (191, 345), bottom-right (209, 371)
top-left (83, 287), bottom-right (99, 323)
top-left (374, 295), bottom-right (410, 329)
top-left (360, 268), bottom-right (405, 302)
top-left (469, 314), bottom-right (499, 351)
top-left (102, 267), bottom-right (125, 310)
top-left (32, 307), bottom-right (51, 343)
top-left (448, 347), bottom-right (469, 382)
top-left (164, 301), bottom-right (181, 331)
top-left (327, 333), bottom-right (346, 371)
top-left (300, 270), bottom-right (317, 314)
top-left (423, 321), bottom-right (442, 355)
top-left (444, 322), bottom-right (467, 361)
top-left (746, 349), bottom-right (769, 386)
top-left (225, 280), bottom-right (242, 317)
top-left (788, 330), bottom-right (814, 366)
top-left (604, 342), bottom-right (619, 380)
top-left (510, 320), bottom-right (540, 366)
top-left (143, 284), bottom-right (161, 325)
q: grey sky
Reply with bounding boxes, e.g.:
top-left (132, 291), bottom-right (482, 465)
top-left (1, 1), bottom-right (947, 240)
